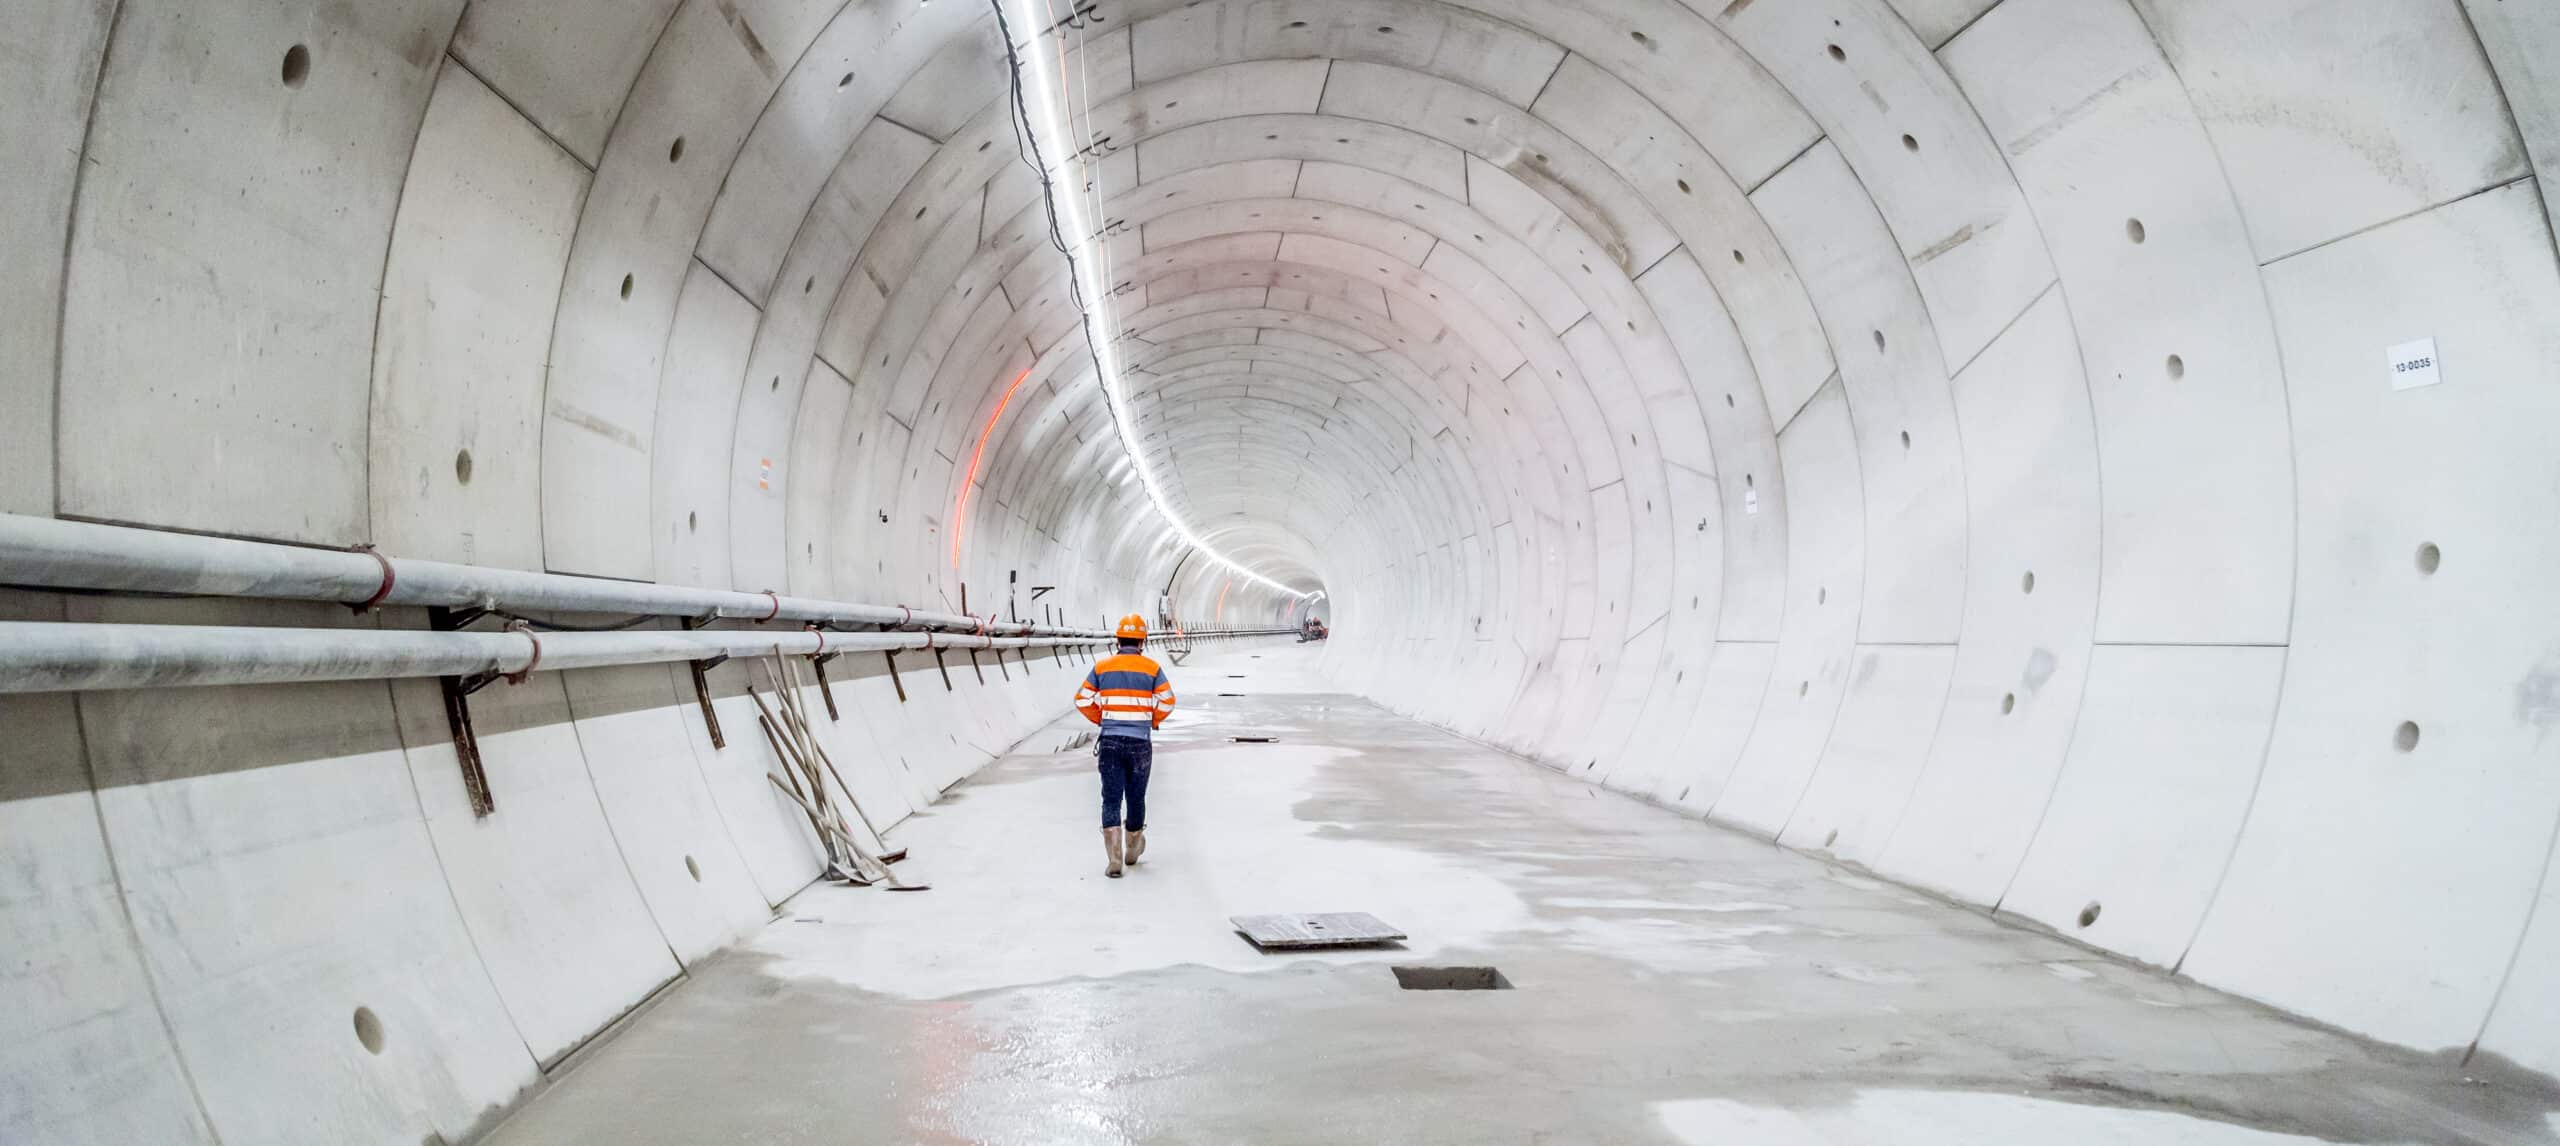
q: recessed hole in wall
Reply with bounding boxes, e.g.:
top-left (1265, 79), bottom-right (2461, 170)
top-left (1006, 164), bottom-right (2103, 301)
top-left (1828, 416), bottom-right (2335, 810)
top-left (804, 275), bottom-right (815, 294)
top-left (2078, 902), bottom-right (2101, 928)
top-left (1797, 680), bottom-right (1809, 697)
top-left (2001, 692), bottom-right (2017, 715)
top-left (2395, 721), bottom-right (2421, 753)
top-left (1745, 473), bottom-right (1753, 487)
top-left (2416, 542), bottom-right (2441, 575)
top-left (1731, 248), bottom-right (1745, 265)
top-left (1631, 30), bottom-right (1652, 47)
top-left (1392, 965), bottom-right (1510, 990)
top-left (837, 71), bottom-right (855, 89)
top-left (669, 136), bottom-right (686, 163)
top-left (1823, 829), bottom-right (1839, 848)
top-left (281, 44), bottom-right (310, 88)
top-left (687, 510), bottom-right (697, 533)
top-left (685, 855), bottom-right (701, 882)
top-left (1725, 393), bottom-right (1736, 408)
top-left (1826, 43), bottom-right (1846, 62)
top-left (1678, 786), bottom-right (1691, 801)
top-left (2021, 570), bottom-right (2036, 594)
top-left (2166, 353), bottom-right (2185, 380)
top-left (1671, 178), bottom-right (1690, 195)
top-left (619, 274), bottom-right (633, 300)
top-left (1817, 587), bottom-right (1827, 604)
top-left (1901, 133), bottom-right (1919, 152)
top-left (1231, 736), bottom-right (1279, 744)
top-left (352, 1006), bottom-right (384, 1055)
top-left (453, 449), bottom-right (473, 485)
top-left (1285, 20), bottom-right (1306, 29)
top-left (2125, 217), bottom-right (2146, 244)
top-left (770, 375), bottom-right (780, 391)
top-left (1872, 329), bottom-right (1886, 352)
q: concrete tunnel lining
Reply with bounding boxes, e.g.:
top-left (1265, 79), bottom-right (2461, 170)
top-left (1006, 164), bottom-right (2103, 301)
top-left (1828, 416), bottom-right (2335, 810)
top-left (6, 0), bottom-right (2560, 1140)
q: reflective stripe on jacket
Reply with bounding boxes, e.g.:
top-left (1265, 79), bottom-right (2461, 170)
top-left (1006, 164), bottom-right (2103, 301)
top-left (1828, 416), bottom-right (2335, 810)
top-left (1075, 652), bottom-right (1174, 739)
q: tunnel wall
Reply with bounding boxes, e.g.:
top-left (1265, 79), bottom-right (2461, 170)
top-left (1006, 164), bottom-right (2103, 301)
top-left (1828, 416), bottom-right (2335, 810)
top-left (3, 0), bottom-right (2559, 1140)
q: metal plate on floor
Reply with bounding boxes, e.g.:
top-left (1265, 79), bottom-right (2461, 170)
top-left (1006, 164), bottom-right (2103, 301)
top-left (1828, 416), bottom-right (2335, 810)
top-left (1231, 912), bottom-right (1408, 950)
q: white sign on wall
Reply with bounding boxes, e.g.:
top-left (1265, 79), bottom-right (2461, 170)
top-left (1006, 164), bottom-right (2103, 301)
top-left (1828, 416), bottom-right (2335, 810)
top-left (2388, 338), bottom-right (2442, 391)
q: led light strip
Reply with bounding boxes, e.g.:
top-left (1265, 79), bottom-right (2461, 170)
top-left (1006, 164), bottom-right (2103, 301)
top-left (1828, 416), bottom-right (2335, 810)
top-left (997, 0), bottom-right (1311, 601)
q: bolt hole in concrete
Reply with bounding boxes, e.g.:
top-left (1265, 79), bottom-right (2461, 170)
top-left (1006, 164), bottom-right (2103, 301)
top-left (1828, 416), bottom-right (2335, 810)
top-left (1902, 133), bottom-right (1920, 152)
top-left (2126, 217), bottom-right (2147, 244)
top-left (619, 274), bottom-right (633, 300)
top-left (686, 510), bottom-right (697, 532)
top-left (1797, 680), bottom-right (1810, 698)
top-left (1230, 736), bottom-right (1278, 744)
top-left (2167, 353), bottom-right (2186, 380)
top-left (1393, 966), bottom-right (1512, 991)
top-left (2002, 692), bottom-right (2017, 715)
top-left (352, 1006), bottom-right (385, 1055)
top-left (2022, 570), bottom-right (2036, 594)
top-left (685, 855), bottom-right (701, 882)
top-left (1827, 42), bottom-right (1846, 62)
top-left (1900, 429), bottom-right (1911, 450)
top-left (2417, 542), bottom-right (2441, 575)
top-left (2395, 721), bottom-right (2421, 753)
top-left (453, 448), bottom-right (472, 485)
top-left (836, 71), bottom-right (853, 89)
top-left (1216, 692), bottom-right (1244, 697)
top-left (1872, 329), bottom-right (1887, 352)
top-left (668, 136), bottom-right (685, 163)
top-left (2079, 901), bottom-right (2103, 928)
top-left (1823, 829), bottom-right (1840, 848)
top-left (281, 44), bottom-right (309, 88)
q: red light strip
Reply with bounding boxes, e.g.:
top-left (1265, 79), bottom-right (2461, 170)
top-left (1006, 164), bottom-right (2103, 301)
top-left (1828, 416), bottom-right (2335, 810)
top-left (952, 366), bottom-right (1036, 569)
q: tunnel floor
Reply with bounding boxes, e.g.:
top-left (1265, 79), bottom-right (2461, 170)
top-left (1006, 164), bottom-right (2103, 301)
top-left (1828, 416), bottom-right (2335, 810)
top-left (481, 646), bottom-right (2557, 1145)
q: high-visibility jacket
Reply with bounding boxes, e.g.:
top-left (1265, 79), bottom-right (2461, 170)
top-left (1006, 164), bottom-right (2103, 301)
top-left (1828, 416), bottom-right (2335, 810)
top-left (1076, 651), bottom-right (1175, 741)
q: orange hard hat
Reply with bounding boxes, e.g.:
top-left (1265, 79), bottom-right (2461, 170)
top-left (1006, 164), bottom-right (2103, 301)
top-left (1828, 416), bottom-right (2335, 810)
top-left (1115, 614), bottom-right (1149, 641)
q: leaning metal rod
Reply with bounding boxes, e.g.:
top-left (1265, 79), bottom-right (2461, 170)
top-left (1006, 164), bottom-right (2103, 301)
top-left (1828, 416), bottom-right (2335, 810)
top-left (0, 513), bottom-right (1096, 638)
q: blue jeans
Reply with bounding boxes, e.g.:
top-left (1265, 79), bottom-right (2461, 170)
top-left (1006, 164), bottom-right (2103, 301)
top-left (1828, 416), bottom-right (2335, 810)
top-left (1098, 737), bottom-right (1152, 830)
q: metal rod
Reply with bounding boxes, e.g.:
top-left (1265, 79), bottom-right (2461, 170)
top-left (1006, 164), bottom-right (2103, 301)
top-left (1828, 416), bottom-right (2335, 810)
top-left (0, 621), bottom-right (1127, 695)
top-left (0, 513), bottom-right (1098, 638)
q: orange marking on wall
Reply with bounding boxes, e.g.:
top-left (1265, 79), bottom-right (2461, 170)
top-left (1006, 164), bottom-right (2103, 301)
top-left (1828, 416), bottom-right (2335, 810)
top-left (953, 366), bottom-right (1036, 569)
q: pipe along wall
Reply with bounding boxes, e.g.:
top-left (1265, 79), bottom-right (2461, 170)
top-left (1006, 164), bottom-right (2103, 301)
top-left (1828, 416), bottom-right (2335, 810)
top-left (5, 0), bottom-right (2560, 1140)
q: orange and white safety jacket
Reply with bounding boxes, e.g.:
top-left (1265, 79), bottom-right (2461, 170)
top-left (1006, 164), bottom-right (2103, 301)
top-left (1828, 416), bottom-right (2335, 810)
top-left (1075, 650), bottom-right (1175, 741)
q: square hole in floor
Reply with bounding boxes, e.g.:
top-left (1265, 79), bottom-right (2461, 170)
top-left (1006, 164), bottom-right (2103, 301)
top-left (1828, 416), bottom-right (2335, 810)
top-left (1392, 965), bottom-right (1511, 991)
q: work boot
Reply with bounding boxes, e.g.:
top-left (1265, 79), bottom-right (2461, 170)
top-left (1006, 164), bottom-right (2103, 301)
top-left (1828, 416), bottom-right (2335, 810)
top-left (1103, 827), bottom-right (1124, 878)
top-left (1124, 829), bottom-right (1146, 866)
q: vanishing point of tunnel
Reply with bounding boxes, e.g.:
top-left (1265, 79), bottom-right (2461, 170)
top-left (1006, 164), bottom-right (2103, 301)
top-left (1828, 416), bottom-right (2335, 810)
top-left (5, 0), bottom-right (2560, 1142)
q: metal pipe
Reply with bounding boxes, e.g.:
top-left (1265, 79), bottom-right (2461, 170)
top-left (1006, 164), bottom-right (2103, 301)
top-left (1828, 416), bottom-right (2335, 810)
top-left (0, 621), bottom-right (1124, 695)
top-left (0, 514), bottom-right (1091, 637)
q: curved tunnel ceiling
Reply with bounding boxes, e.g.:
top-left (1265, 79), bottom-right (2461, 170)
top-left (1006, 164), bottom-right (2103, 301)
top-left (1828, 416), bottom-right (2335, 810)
top-left (8, 0), bottom-right (2560, 1090)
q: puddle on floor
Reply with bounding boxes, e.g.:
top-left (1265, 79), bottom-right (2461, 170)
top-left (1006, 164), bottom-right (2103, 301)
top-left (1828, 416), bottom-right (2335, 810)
top-left (1656, 1090), bottom-right (2393, 1145)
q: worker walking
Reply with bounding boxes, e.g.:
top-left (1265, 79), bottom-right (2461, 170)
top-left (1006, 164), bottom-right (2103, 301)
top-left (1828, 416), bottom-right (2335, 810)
top-left (1073, 615), bottom-right (1176, 877)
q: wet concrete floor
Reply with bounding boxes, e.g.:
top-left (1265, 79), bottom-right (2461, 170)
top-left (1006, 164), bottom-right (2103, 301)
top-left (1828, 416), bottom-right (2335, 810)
top-left (483, 646), bottom-right (2560, 1144)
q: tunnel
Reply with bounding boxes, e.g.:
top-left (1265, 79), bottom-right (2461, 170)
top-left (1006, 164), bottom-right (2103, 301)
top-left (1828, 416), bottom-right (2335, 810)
top-left (4, 0), bottom-right (2560, 1141)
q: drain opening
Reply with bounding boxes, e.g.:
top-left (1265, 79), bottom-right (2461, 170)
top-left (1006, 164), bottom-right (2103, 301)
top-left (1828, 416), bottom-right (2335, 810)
top-left (1393, 965), bottom-right (1511, 991)
top-left (1231, 736), bottom-right (1279, 744)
